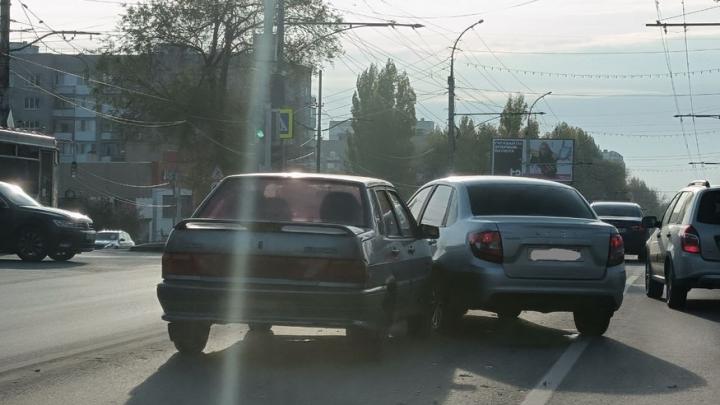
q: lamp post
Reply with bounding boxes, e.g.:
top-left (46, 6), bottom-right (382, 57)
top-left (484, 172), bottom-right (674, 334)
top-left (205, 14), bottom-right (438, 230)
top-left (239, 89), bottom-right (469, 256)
top-left (448, 19), bottom-right (483, 172)
top-left (525, 91), bottom-right (552, 137)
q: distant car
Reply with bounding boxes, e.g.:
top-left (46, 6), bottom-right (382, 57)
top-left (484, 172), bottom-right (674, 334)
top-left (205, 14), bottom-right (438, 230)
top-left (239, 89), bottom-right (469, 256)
top-left (94, 230), bottom-right (135, 249)
top-left (591, 201), bottom-right (647, 260)
top-left (407, 176), bottom-right (626, 336)
top-left (0, 181), bottom-right (95, 262)
top-left (644, 180), bottom-right (720, 309)
top-left (157, 173), bottom-right (439, 355)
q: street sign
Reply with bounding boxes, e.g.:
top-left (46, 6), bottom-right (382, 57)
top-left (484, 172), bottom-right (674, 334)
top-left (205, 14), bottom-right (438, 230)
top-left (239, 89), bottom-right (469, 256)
top-left (276, 108), bottom-right (293, 139)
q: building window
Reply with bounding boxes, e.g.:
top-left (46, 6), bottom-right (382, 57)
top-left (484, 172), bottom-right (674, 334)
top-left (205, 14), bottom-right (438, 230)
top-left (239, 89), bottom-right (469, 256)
top-left (24, 73), bottom-right (41, 87)
top-left (54, 98), bottom-right (73, 109)
top-left (24, 97), bottom-right (40, 110)
top-left (55, 120), bottom-right (73, 133)
top-left (79, 120), bottom-right (87, 131)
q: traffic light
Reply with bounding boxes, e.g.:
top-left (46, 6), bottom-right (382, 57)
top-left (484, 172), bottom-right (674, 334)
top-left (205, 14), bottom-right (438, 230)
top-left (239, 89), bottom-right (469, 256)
top-left (70, 161), bottom-right (77, 178)
top-left (256, 128), bottom-right (265, 139)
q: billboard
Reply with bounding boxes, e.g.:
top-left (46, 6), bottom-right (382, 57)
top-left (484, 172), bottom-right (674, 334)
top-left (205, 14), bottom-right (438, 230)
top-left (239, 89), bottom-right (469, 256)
top-left (491, 139), bottom-right (524, 177)
top-left (492, 138), bottom-right (575, 182)
top-left (525, 139), bottom-right (574, 181)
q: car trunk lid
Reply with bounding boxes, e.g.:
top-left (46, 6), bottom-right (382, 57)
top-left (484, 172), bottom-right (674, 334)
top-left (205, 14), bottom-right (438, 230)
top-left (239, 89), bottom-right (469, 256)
top-left (477, 216), bottom-right (614, 280)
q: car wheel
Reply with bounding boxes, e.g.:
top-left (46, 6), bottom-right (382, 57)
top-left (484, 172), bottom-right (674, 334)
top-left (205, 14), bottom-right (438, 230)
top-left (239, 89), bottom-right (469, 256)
top-left (168, 322), bottom-right (210, 355)
top-left (573, 309), bottom-right (612, 336)
top-left (407, 283), bottom-right (442, 338)
top-left (248, 322), bottom-right (272, 332)
top-left (496, 308), bottom-right (522, 321)
top-left (48, 250), bottom-right (76, 261)
top-left (666, 263), bottom-right (688, 310)
top-left (645, 260), bottom-right (663, 299)
top-left (16, 227), bottom-right (48, 262)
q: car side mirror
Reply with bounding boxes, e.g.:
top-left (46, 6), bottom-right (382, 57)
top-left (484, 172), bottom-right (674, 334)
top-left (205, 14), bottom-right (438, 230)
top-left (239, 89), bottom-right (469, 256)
top-left (419, 224), bottom-right (440, 239)
top-left (641, 216), bottom-right (659, 228)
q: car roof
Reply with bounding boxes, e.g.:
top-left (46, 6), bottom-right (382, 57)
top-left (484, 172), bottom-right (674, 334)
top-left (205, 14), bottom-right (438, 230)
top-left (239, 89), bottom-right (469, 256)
top-left (225, 172), bottom-right (393, 188)
top-left (426, 175), bottom-right (575, 189)
top-left (590, 201), bottom-right (641, 207)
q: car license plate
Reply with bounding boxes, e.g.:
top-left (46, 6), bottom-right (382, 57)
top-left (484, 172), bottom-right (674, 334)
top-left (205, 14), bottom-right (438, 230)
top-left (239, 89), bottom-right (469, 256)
top-left (529, 248), bottom-right (582, 262)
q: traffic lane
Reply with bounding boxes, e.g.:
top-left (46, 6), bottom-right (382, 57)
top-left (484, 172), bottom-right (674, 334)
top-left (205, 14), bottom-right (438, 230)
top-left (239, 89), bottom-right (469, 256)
top-left (0, 252), bottom-right (163, 373)
top-left (548, 274), bottom-right (720, 404)
top-left (0, 314), bottom-right (580, 405)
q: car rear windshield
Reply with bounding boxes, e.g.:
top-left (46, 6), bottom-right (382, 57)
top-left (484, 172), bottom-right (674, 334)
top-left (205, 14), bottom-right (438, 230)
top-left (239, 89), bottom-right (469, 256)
top-left (196, 177), bottom-right (368, 228)
top-left (697, 190), bottom-right (720, 225)
top-left (97, 232), bottom-right (119, 240)
top-left (591, 204), bottom-right (642, 218)
top-left (467, 183), bottom-right (595, 219)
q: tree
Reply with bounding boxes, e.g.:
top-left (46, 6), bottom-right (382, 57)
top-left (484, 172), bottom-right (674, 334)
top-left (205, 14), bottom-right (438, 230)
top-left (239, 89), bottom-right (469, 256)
top-left (346, 60), bottom-right (417, 194)
top-left (97, 0), bottom-right (343, 198)
top-left (627, 176), bottom-right (664, 217)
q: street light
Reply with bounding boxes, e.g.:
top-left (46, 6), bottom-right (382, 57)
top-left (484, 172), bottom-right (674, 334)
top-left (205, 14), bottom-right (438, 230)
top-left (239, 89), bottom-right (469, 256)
top-left (525, 91), bottom-right (552, 137)
top-left (448, 19), bottom-right (483, 172)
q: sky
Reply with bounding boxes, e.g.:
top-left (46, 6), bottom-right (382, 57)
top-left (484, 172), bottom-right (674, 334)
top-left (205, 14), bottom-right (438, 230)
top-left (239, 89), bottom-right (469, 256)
top-left (10, 0), bottom-right (720, 196)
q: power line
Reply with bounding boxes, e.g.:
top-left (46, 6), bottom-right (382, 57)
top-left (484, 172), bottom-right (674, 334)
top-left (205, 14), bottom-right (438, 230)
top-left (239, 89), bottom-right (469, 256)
top-left (77, 167), bottom-right (170, 189)
top-left (680, 0), bottom-right (704, 178)
top-left (462, 47), bottom-right (720, 56)
top-left (466, 62), bottom-right (720, 79)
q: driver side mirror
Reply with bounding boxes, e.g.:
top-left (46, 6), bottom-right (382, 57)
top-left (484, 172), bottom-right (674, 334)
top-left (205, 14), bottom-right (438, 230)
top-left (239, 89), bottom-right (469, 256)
top-left (419, 224), bottom-right (440, 239)
top-left (641, 216), bottom-right (659, 228)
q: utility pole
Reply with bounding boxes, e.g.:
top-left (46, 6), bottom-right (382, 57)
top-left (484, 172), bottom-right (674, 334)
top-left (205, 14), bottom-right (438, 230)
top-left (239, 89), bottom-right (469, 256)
top-left (316, 69), bottom-right (322, 173)
top-left (526, 91), bottom-right (552, 137)
top-left (0, 0), bottom-right (10, 128)
top-left (262, 0), bottom-right (275, 172)
top-left (448, 19), bottom-right (483, 172)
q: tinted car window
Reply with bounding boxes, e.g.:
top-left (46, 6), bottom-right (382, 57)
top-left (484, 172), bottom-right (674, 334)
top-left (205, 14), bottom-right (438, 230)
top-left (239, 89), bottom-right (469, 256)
top-left (669, 192), bottom-right (692, 225)
top-left (375, 190), bottom-right (401, 237)
top-left (468, 184), bottom-right (595, 219)
top-left (661, 193), bottom-right (680, 227)
top-left (197, 178), bottom-right (367, 227)
top-left (697, 190), bottom-right (720, 225)
top-left (421, 185), bottom-right (453, 227)
top-left (386, 191), bottom-right (414, 238)
top-left (408, 186), bottom-right (433, 219)
top-left (0, 183), bottom-right (40, 207)
top-left (592, 204), bottom-right (642, 218)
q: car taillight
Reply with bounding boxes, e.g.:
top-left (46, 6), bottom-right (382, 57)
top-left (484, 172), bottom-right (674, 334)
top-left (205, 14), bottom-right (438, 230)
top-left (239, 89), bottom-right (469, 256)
top-left (608, 233), bottom-right (624, 267)
top-left (680, 225), bottom-right (701, 254)
top-left (162, 253), bottom-right (195, 278)
top-left (469, 230), bottom-right (503, 263)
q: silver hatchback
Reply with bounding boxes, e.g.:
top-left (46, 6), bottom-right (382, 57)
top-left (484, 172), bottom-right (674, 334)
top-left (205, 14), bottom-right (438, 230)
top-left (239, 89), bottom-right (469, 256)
top-left (644, 180), bottom-right (720, 309)
top-left (408, 176), bottom-right (626, 336)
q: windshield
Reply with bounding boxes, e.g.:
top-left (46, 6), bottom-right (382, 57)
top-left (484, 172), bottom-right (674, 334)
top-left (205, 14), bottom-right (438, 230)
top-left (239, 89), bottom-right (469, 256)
top-left (592, 204), bottom-right (643, 218)
top-left (468, 184), bottom-right (595, 219)
top-left (0, 183), bottom-right (40, 207)
top-left (97, 232), bottom-right (119, 240)
top-left (197, 177), bottom-right (368, 228)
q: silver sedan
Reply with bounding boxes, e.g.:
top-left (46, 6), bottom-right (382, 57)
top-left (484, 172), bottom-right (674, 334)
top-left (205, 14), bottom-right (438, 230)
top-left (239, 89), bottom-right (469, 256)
top-left (407, 176), bottom-right (626, 336)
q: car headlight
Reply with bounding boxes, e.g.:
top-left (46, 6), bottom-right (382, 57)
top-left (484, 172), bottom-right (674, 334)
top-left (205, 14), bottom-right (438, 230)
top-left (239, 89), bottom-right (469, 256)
top-left (53, 219), bottom-right (82, 228)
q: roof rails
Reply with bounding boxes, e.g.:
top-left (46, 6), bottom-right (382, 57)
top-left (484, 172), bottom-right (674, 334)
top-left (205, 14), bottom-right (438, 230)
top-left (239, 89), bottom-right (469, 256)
top-left (687, 180), bottom-right (710, 187)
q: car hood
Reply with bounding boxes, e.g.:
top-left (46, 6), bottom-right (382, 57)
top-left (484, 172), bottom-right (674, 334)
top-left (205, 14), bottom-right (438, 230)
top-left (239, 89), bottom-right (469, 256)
top-left (19, 205), bottom-right (92, 222)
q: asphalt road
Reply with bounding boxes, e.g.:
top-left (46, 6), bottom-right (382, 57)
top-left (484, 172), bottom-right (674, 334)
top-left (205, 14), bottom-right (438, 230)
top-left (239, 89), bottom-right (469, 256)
top-left (0, 251), bottom-right (719, 405)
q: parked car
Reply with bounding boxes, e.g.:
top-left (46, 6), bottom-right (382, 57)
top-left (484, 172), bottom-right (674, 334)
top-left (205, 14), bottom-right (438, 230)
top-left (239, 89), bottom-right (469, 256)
top-left (407, 176), bottom-right (626, 336)
top-left (157, 173), bottom-right (439, 355)
top-left (94, 230), bottom-right (135, 249)
top-left (591, 201), bottom-right (647, 260)
top-left (643, 180), bottom-right (720, 309)
top-left (0, 181), bottom-right (95, 262)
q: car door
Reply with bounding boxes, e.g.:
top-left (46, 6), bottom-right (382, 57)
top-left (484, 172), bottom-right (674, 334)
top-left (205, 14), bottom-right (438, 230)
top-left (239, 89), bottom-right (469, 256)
top-left (385, 189), bottom-right (433, 314)
top-left (660, 192), bottom-right (692, 270)
top-left (649, 194), bottom-right (679, 273)
top-left (417, 185), bottom-right (455, 260)
top-left (373, 188), bottom-right (417, 318)
top-left (0, 194), bottom-right (13, 251)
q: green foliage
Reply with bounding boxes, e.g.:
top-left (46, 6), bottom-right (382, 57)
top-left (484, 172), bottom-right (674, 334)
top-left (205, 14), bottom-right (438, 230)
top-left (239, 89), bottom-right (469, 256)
top-left (627, 177), bottom-right (664, 217)
top-left (97, 0), bottom-right (343, 193)
top-left (346, 60), bottom-right (417, 194)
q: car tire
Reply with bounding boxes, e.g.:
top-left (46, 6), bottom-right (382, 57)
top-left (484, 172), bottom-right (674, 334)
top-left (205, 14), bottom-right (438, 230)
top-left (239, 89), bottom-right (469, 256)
top-left (168, 322), bottom-right (210, 355)
top-left (496, 308), bottom-right (522, 321)
top-left (573, 309), bottom-right (612, 336)
top-left (645, 260), bottom-right (663, 299)
top-left (666, 262), bottom-right (688, 310)
top-left (248, 322), bottom-right (272, 332)
top-left (16, 227), bottom-right (48, 262)
top-left (407, 283), bottom-right (442, 339)
top-left (49, 250), bottom-right (76, 261)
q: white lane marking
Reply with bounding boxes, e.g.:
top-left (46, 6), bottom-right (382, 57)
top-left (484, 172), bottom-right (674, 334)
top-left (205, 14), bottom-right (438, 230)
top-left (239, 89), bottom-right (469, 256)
top-left (520, 273), bottom-right (640, 405)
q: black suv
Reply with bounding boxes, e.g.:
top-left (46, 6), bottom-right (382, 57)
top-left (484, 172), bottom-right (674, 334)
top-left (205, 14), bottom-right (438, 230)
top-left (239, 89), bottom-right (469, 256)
top-left (0, 181), bottom-right (95, 261)
top-left (591, 201), bottom-right (647, 260)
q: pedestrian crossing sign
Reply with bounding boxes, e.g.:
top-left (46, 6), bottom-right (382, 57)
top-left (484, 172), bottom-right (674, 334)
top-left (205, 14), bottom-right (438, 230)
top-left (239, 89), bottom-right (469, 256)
top-left (277, 108), bottom-right (293, 139)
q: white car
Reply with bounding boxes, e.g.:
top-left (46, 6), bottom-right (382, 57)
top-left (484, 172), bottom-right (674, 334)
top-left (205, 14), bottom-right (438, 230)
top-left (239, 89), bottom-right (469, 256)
top-left (94, 230), bottom-right (135, 249)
